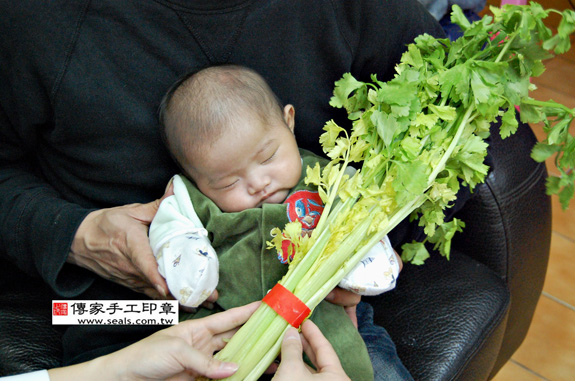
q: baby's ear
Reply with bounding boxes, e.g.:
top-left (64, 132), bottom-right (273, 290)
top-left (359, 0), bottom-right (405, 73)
top-left (283, 104), bottom-right (295, 132)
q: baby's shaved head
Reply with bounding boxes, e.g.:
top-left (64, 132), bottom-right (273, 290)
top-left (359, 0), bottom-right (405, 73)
top-left (159, 65), bottom-right (285, 170)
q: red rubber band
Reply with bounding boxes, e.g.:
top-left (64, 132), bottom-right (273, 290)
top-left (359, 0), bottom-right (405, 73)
top-left (262, 283), bottom-right (311, 328)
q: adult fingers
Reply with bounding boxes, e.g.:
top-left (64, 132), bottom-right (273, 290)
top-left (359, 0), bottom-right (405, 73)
top-left (129, 238), bottom-right (168, 298)
top-left (300, 320), bottom-right (347, 376)
top-left (139, 339), bottom-right (238, 380)
top-left (126, 201), bottom-right (169, 297)
top-left (274, 326), bottom-right (307, 378)
top-left (177, 346), bottom-right (239, 380)
top-left (164, 178), bottom-right (175, 198)
top-left (169, 303), bottom-right (259, 357)
top-left (210, 327), bottom-right (242, 352)
top-left (201, 301), bottom-right (260, 335)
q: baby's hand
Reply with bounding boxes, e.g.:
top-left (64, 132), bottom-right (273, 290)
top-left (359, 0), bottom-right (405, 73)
top-left (325, 287), bottom-right (360, 327)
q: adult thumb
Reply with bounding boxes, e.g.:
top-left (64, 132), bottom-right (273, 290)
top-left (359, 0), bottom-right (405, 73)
top-left (279, 327), bottom-right (304, 365)
top-left (179, 347), bottom-right (239, 379)
top-left (135, 181), bottom-right (175, 224)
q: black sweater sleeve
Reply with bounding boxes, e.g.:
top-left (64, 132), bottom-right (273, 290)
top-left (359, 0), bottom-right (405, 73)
top-left (0, 1), bottom-right (95, 295)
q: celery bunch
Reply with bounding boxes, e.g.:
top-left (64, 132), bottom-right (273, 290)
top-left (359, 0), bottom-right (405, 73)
top-left (212, 3), bottom-right (575, 379)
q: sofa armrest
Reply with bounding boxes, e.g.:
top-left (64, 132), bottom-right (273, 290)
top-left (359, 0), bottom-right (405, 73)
top-left (0, 261), bottom-right (64, 376)
top-left (451, 120), bottom-right (552, 375)
top-left (367, 253), bottom-right (510, 380)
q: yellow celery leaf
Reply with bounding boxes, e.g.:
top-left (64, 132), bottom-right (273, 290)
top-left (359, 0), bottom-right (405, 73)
top-left (428, 182), bottom-right (457, 205)
top-left (363, 151), bottom-right (385, 170)
top-left (266, 227), bottom-right (284, 254)
top-left (413, 112), bottom-right (439, 129)
top-left (284, 221), bottom-right (303, 240)
top-left (377, 177), bottom-right (398, 214)
top-left (325, 162), bottom-right (343, 188)
top-left (344, 204), bottom-right (371, 231)
top-left (339, 172), bottom-right (363, 201)
top-left (322, 241), bottom-right (340, 260)
top-left (326, 137), bottom-right (350, 161)
top-left (330, 210), bottom-right (353, 235)
top-left (326, 209), bottom-right (357, 250)
top-left (349, 137), bottom-right (370, 162)
top-left (320, 161), bottom-right (334, 185)
top-left (428, 104), bottom-right (457, 121)
top-left (379, 196), bottom-right (397, 215)
top-left (356, 191), bottom-right (381, 209)
top-left (371, 213), bottom-right (391, 235)
top-left (319, 120), bottom-right (345, 153)
top-left (305, 162), bottom-right (322, 187)
top-left (358, 181), bottom-right (384, 200)
top-left (284, 241), bottom-right (298, 264)
top-left (319, 203), bottom-right (375, 257)
top-left (400, 135), bottom-right (422, 160)
top-left (299, 233), bottom-right (313, 253)
top-left (288, 234), bottom-right (311, 267)
top-left (318, 187), bottom-right (329, 204)
top-left (267, 221), bottom-right (314, 266)
top-left (419, 150), bottom-right (443, 173)
top-left (369, 188), bottom-right (397, 214)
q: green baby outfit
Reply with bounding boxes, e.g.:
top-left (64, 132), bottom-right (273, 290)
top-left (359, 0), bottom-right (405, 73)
top-left (180, 149), bottom-right (373, 380)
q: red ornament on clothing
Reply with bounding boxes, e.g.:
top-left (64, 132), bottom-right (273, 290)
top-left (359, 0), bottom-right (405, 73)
top-left (277, 190), bottom-right (324, 264)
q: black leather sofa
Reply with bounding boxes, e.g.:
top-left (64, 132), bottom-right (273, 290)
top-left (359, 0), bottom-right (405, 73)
top-left (0, 118), bottom-right (551, 380)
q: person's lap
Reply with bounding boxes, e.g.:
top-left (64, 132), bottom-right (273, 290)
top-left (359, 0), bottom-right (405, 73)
top-left (357, 301), bottom-right (414, 381)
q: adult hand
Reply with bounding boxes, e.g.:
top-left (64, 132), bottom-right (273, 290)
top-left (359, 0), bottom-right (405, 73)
top-left (48, 302), bottom-right (260, 381)
top-left (273, 320), bottom-right (350, 381)
top-left (68, 184), bottom-right (175, 299)
top-left (325, 287), bottom-right (360, 327)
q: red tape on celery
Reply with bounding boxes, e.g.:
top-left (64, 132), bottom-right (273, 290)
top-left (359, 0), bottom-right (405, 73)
top-left (262, 283), bottom-right (311, 328)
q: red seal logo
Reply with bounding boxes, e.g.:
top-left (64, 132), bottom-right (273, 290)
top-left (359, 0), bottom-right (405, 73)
top-left (53, 302), bottom-right (68, 316)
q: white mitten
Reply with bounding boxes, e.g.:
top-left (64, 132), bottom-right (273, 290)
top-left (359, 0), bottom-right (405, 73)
top-left (149, 175), bottom-right (219, 307)
top-left (338, 235), bottom-right (400, 296)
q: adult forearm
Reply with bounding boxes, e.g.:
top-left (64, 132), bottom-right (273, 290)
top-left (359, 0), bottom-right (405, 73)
top-left (0, 161), bottom-right (95, 295)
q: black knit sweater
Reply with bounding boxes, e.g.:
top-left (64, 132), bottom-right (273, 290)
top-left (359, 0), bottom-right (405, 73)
top-left (0, 0), bottom-right (443, 295)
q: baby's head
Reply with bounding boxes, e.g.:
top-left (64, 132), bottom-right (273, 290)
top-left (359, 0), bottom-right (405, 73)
top-left (160, 65), bottom-right (302, 212)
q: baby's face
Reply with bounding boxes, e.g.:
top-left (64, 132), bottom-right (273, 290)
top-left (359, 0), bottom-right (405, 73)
top-left (187, 106), bottom-right (302, 212)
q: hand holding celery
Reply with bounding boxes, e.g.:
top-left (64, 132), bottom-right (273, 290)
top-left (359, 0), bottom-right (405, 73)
top-left (211, 4), bottom-right (575, 380)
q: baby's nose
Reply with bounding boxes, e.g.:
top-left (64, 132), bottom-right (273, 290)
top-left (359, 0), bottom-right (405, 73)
top-left (248, 175), bottom-right (271, 195)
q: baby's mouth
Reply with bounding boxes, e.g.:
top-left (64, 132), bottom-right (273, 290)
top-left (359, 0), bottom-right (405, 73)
top-left (260, 190), bottom-right (276, 202)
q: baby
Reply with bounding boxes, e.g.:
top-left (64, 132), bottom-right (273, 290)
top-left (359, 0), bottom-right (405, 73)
top-left (150, 64), bottom-right (400, 308)
top-left (149, 65), bottom-right (401, 380)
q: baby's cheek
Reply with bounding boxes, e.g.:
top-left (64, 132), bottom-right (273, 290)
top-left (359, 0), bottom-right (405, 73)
top-left (221, 193), bottom-right (257, 212)
top-left (281, 159), bottom-right (300, 184)
top-left (290, 164), bottom-right (303, 186)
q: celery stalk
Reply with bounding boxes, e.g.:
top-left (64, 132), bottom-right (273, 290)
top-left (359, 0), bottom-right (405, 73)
top-left (212, 4), bottom-right (575, 380)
